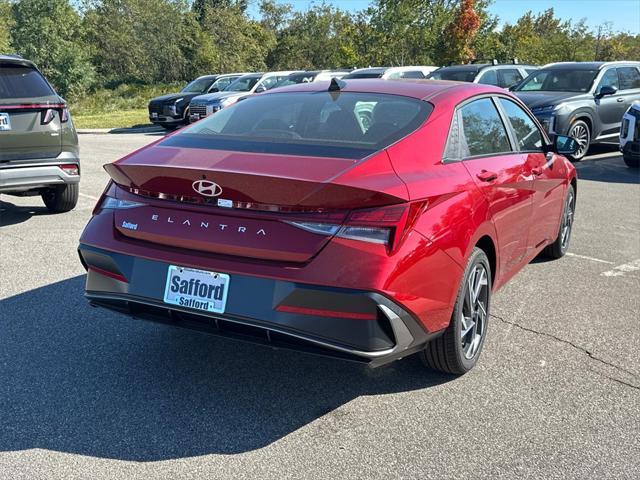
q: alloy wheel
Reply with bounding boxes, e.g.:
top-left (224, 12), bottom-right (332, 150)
top-left (561, 189), bottom-right (575, 250)
top-left (569, 123), bottom-right (589, 159)
top-left (460, 264), bottom-right (489, 360)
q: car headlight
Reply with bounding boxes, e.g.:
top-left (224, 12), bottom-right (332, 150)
top-left (220, 97), bottom-right (238, 108)
top-left (531, 105), bottom-right (555, 114)
top-left (174, 97), bottom-right (183, 104)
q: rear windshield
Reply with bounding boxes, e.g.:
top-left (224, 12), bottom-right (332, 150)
top-left (343, 72), bottom-right (384, 79)
top-left (0, 65), bottom-right (54, 99)
top-left (166, 91), bottom-right (432, 159)
top-left (428, 69), bottom-right (478, 82)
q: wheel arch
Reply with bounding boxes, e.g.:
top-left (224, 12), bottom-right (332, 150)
top-left (475, 235), bottom-right (497, 287)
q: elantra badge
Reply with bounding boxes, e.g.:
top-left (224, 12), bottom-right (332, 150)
top-left (192, 179), bottom-right (222, 197)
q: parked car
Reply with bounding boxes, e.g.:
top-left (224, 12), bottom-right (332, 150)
top-left (427, 60), bottom-right (537, 89)
top-left (273, 70), bottom-right (351, 87)
top-left (148, 73), bottom-right (245, 130)
top-left (514, 61), bottom-right (640, 161)
top-left (79, 79), bottom-right (578, 375)
top-left (620, 101), bottom-right (640, 168)
top-left (188, 71), bottom-right (300, 122)
top-left (344, 66), bottom-right (438, 80)
top-left (0, 54), bottom-right (79, 212)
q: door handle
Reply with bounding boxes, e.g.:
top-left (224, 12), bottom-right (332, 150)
top-left (531, 167), bottom-right (543, 176)
top-left (617, 97), bottom-right (624, 102)
top-left (476, 170), bottom-right (498, 182)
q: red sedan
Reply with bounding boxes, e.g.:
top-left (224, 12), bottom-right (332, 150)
top-left (78, 79), bottom-right (578, 374)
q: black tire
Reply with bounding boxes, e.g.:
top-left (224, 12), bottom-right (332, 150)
top-left (543, 184), bottom-right (575, 259)
top-left (623, 154), bottom-right (639, 168)
top-left (567, 120), bottom-right (591, 162)
top-left (420, 247), bottom-right (491, 375)
top-left (41, 183), bottom-right (79, 213)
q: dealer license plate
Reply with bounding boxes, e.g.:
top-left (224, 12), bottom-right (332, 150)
top-left (163, 265), bottom-right (229, 314)
top-left (0, 113), bottom-right (11, 131)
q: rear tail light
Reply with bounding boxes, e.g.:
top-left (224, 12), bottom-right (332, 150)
top-left (61, 108), bottom-right (70, 122)
top-left (41, 107), bottom-right (70, 124)
top-left (100, 196), bottom-right (146, 210)
top-left (60, 164), bottom-right (79, 176)
top-left (286, 201), bottom-right (428, 251)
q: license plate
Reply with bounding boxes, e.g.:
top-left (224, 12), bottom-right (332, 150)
top-left (163, 265), bottom-right (229, 314)
top-left (0, 113), bottom-right (11, 131)
top-left (151, 112), bottom-right (158, 119)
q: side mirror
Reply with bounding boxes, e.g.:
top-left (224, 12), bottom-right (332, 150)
top-left (552, 135), bottom-right (580, 156)
top-left (597, 85), bottom-right (617, 97)
top-left (254, 84), bottom-right (266, 93)
top-left (208, 87), bottom-right (219, 93)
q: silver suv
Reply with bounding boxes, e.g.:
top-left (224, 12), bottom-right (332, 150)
top-left (0, 55), bottom-right (79, 212)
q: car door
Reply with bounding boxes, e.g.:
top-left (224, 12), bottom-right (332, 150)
top-left (594, 68), bottom-right (627, 136)
top-left (457, 97), bottom-right (535, 276)
top-left (616, 66), bottom-right (640, 120)
top-left (496, 97), bottom-right (566, 251)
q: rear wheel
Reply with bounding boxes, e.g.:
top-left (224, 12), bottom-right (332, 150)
top-left (567, 120), bottom-right (590, 162)
top-left (623, 154), bottom-right (639, 168)
top-left (543, 184), bottom-right (575, 259)
top-left (41, 183), bottom-right (79, 213)
top-left (421, 247), bottom-right (491, 375)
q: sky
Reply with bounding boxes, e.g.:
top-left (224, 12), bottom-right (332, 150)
top-left (249, 0), bottom-right (640, 34)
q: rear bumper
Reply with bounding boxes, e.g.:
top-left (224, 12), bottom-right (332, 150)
top-left (78, 243), bottom-right (439, 367)
top-left (0, 152), bottom-right (80, 192)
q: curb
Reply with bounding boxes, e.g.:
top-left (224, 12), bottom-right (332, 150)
top-left (77, 126), bottom-right (164, 135)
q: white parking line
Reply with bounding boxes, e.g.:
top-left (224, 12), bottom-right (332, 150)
top-left (79, 192), bottom-right (99, 201)
top-left (601, 259), bottom-right (640, 277)
top-left (565, 252), bottom-right (614, 264)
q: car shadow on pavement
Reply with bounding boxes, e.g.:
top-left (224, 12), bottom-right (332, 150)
top-left (577, 145), bottom-right (640, 185)
top-left (0, 276), bottom-right (452, 461)
top-left (0, 199), bottom-right (51, 227)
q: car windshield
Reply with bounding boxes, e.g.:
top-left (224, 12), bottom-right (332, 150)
top-left (224, 76), bottom-right (260, 92)
top-left (427, 69), bottom-right (478, 82)
top-left (0, 65), bottom-right (54, 99)
top-left (515, 69), bottom-right (599, 92)
top-left (169, 91), bottom-right (432, 159)
top-left (181, 77), bottom-right (215, 93)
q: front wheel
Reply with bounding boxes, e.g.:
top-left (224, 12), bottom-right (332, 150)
top-left (623, 154), bottom-right (639, 168)
top-left (543, 184), bottom-right (575, 259)
top-left (421, 247), bottom-right (491, 375)
top-left (567, 120), bottom-right (590, 162)
top-left (41, 183), bottom-right (79, 213)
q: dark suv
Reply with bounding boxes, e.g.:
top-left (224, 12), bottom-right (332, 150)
top-left (427, 60), bottom-right (538, 89)
top-left (148, 73), bottom-right (244, 130)
top-left (514, 61), bottom-right (640, 160)
top-left (0, 55), bottom-right (79, 212)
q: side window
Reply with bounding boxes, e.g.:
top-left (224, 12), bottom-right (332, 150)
top-left (443, 111), bottom-right (462, 161)
top-left (498, 98), bottom-right (544, 151)
top-left (498, 69), bottom-right (523, 88)
top-left (597, 68), bottom-right (619, 91)
top-left (211, 77), bottom-right (231, 91)
top-left (400, 71), bottom-right (425, 79)
top-left (618, 67), bottom-right (640, 90)
top-left (477, 69), bottom-right (498, 86)
top-left (459, 98), bottom-right (512, 157)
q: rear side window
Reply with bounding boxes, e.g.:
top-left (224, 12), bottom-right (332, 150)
top-left (618, 67), bottom-right (640, 90)
top-left (498, 98), bottom-right (544, 151)
top-left (0, 65), bottom-right (54, 98)
top-left (478, 70), bottom-right (498, 86)
top-left (498, 69), bottom-right (523, 88)
top-left (171, 92), bottom-right (432, 159)
top-left (458, 98), bottom-right (511, 157)
top-left (429, 69), bottom-right (478, 83)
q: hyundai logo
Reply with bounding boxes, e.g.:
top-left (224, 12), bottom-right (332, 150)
top-left (192, 179), bottom-right (222, 197)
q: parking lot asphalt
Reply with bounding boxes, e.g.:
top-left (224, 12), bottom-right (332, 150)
top-left (0, 134), bottom-right (639, 479)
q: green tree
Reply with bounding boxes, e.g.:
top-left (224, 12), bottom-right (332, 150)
top-left (0, 0), bottom-right (12, 54)
top-left (11, 0), bottom-right (95, 98)
top-left (266, 4), bottom-right (358, 69)
top-left (192, 0), bottom-right (248, 24)
top-left (84, 0), bottom-right (198, 85)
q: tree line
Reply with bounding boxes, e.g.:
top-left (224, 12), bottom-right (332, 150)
top-left (0, 0), bottom-right (638, 99)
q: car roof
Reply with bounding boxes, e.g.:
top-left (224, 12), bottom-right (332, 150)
top-left (543, 61), bottom-right (640, 70)
top-left (260, 78), bottom-right (505, 101)
top-left (0, 54), bottom-right (37, 69)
